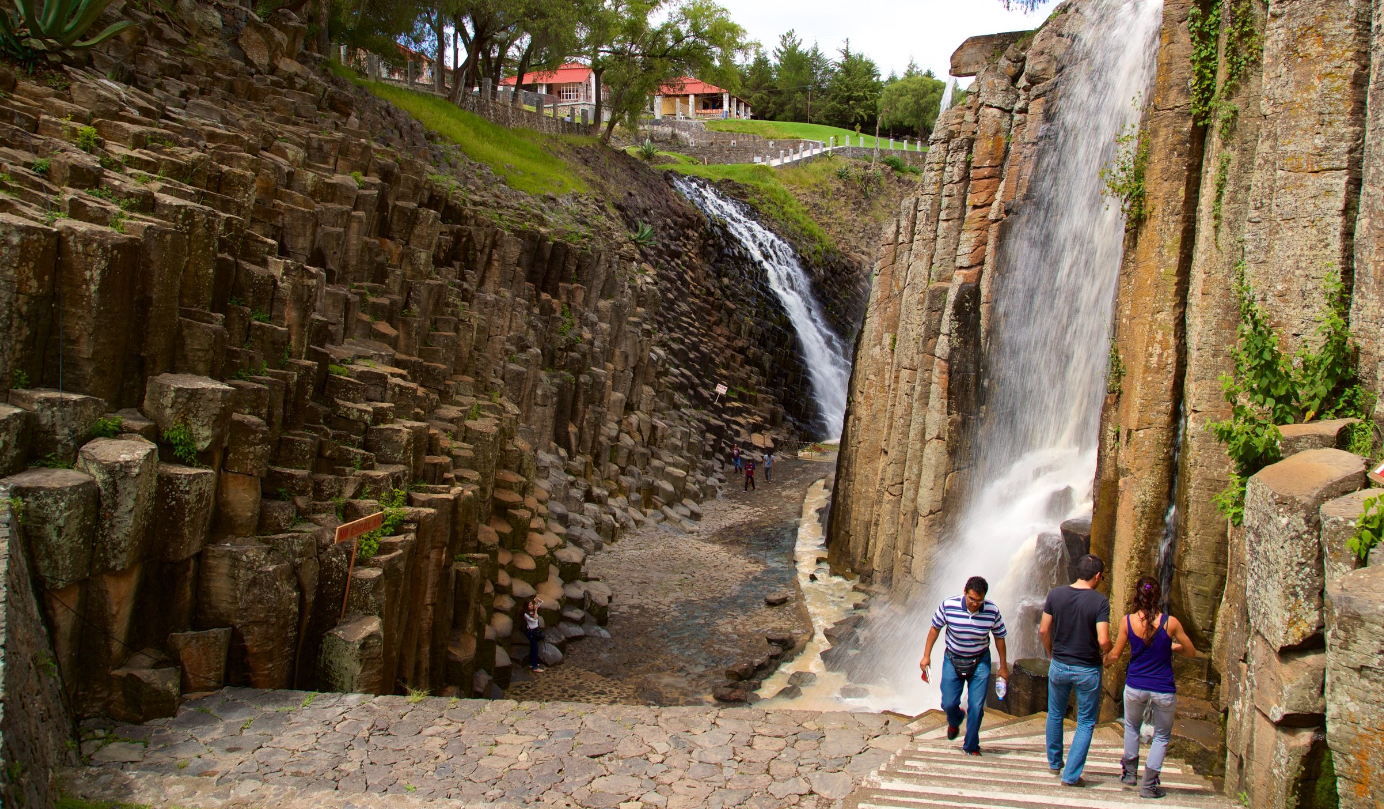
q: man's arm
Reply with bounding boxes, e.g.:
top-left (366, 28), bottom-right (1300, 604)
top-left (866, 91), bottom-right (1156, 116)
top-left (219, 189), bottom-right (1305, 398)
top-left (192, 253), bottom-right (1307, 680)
top-left (1097, 621), bottom-right (1112, 654)
top-left (920, 625), bottom-right (941, 682)
top-left (1039, 612), bottom-right (1054, 656)
top-left (1104, 616), bottom-right (1127, 666)
top-left (995, 636), bottom-right (1010, 680)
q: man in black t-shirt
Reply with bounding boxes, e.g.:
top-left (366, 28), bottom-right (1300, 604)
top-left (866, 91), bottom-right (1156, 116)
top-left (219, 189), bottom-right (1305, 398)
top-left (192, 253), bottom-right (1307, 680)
top-left (1040, 554), bottom-right (1111, 787)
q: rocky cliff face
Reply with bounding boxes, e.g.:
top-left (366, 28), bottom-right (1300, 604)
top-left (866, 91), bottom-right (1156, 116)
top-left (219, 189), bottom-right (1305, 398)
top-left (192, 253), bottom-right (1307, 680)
top-left (827, 11), bottom-right (1077, 593)
top-left (0, 1), bottom-right (869, 794)
top-left (833, 0), bottom-right (1384, 803)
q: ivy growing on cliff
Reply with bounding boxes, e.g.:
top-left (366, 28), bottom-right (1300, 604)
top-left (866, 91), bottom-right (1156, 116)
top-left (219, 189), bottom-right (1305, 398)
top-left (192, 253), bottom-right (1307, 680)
top-left (1189, 0), bottom-right (1263, 133)
top-left (1188, 0), bottom-right (1222, 125)
top-left (1209, 266), bottom-right (1376, 524)
top-left (1100, 122), bottom-right (1150, 230)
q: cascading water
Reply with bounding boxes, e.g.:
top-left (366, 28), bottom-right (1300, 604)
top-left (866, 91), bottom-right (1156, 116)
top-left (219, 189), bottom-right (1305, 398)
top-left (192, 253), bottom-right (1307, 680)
top-left (1157, 404), bottom-right (1185, 610)
top-left (673, 177), bottom-right (853, 438)
top-left (841, 0), bottom-right (1165, 713)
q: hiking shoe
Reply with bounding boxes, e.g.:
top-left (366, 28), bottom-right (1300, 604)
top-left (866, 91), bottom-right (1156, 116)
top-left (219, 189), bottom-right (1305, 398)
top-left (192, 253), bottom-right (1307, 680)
top-left (1140, 768), bottom-right (1166, 799)
top-left (1062, 778), bottom-right (1086, 788)
top-left (1121, 755), bottom-right (1140, 787)
top-left (965, 749), bottom-right (982, 757)
top-left (533, 666), bottom-right (545, 673)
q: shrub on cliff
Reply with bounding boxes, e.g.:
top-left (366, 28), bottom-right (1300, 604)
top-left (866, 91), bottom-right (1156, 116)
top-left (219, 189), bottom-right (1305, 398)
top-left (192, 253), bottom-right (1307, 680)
top-left (0, 0), bottom-right (135, 67)
top-left (1210, 266), bottom-right (1376, 524)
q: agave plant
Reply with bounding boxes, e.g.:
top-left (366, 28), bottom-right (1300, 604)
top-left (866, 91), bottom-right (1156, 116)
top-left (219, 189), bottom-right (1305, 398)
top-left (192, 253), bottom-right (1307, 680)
top-left (0, 0), bottom-right (136, 64)
top-left (632, 221), bottom-right (657, 247)
top-left (636, 138), bottom-right (658, 161)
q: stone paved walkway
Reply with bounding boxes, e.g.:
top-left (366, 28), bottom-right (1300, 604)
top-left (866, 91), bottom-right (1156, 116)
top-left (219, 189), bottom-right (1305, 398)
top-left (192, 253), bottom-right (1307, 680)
top-left (63, 688), bottom-right (914, 809)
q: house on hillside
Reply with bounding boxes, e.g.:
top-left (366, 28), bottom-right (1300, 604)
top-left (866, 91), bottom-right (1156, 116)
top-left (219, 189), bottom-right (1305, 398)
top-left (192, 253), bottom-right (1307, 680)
top-left (653, 78), bottom-right (751, 120)
top-left (501, 63), bottom-right (604, 107)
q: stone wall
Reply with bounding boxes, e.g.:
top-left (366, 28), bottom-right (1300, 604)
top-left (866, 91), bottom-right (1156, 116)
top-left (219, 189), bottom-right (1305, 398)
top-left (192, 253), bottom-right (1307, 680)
top-left (827, 5), bottom-right (1077, 594)
top-left (0, 0), bottom-right (850, 750)
top-left (0, 488), bottom-right (78, 809)
top-left (1219, 448), bottom-right (1370, 809)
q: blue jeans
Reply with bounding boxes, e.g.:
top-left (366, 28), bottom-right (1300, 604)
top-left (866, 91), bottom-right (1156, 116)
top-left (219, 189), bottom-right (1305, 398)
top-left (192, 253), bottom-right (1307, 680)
top-left (940, 649), bottom-right (991, 753)
top-left (1046, 659), bottom-right (1102, 783)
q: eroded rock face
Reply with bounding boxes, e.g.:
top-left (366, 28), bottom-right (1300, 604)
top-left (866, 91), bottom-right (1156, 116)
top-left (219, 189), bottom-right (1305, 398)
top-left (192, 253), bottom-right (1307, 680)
top-left (828, 5), bottom-right (1077, 595)
top-left (1326, 565), bottom-right (1384, 808)
top-left (4, 467), bottom-right (98, 589)
top-left (1244, 449), bottom-right (1365, 650)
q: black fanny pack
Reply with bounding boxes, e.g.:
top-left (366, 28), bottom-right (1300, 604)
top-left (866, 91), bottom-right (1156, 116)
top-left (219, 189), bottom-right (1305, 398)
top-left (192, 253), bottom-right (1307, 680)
top-left (946, 649), bottom-right (986, 680)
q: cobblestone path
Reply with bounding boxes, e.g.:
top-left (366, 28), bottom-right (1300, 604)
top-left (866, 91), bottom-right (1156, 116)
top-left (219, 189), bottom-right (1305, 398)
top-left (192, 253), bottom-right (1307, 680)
top-left (63, 688), bottom-right (914, 809)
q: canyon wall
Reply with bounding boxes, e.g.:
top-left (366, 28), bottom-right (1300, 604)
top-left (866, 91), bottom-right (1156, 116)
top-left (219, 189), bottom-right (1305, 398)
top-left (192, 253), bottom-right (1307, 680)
top-left (828, 13), bottom-right (1076, 593)
top-left (833, 0), bottom-right (1384, 803)
top-left (0, 2), bottom-right (868, 798)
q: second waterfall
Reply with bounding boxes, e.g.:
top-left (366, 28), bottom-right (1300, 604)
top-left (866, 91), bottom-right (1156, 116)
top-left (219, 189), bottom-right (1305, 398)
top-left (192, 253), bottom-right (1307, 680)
top-left (674, 177), bottom-right (853, 439)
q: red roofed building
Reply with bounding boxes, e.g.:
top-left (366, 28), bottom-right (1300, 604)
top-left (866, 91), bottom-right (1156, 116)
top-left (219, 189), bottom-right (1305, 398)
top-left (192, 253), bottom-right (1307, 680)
top-left (499, 63), bottom-right (602, 106)
top-left (653, 77), bottom-right (751, 120)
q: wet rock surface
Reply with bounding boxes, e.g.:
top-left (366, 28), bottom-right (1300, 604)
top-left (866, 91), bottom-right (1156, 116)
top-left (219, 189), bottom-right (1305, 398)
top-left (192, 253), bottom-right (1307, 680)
top-left (508, 459), bottom-right (821, 706)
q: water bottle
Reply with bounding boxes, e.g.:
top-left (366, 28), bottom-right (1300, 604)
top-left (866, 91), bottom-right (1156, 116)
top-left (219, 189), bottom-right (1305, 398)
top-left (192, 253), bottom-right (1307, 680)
top-left (995, 676), bottom-right (1008, 700)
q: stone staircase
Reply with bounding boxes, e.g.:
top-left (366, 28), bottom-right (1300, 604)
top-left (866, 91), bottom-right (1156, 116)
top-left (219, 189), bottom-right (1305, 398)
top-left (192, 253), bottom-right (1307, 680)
top-left (845, 710), bottom-right (1238, 809)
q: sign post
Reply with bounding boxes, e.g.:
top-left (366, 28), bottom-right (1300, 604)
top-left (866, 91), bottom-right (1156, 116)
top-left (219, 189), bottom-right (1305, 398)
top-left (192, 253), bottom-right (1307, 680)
top-left (335, 511), bottom-right (383, 620)
top-left (713, 383), bottom-right (728, 406)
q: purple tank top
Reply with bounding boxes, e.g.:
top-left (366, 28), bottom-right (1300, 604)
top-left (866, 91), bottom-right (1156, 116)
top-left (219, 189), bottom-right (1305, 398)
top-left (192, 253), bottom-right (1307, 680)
top-left (1125, 614), bottom-right (1175, 694)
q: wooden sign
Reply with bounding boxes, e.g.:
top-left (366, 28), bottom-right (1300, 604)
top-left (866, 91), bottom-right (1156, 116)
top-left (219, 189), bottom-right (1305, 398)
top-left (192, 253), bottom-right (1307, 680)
top-left (336, 511), bottom-right (383, 620)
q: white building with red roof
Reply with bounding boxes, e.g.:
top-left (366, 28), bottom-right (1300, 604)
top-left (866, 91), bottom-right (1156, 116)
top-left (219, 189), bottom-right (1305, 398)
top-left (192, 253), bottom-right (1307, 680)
top-left (654, 77), bottom-right (751, 120)
top-left (499, 63), bottom-right (602, 106)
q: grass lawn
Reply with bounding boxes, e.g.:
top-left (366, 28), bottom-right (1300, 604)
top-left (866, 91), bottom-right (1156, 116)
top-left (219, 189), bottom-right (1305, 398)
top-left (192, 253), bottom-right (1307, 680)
top-left (328, 63), bottom-right (590, 196)
top-left (704, 120), bottom-right (925, 151)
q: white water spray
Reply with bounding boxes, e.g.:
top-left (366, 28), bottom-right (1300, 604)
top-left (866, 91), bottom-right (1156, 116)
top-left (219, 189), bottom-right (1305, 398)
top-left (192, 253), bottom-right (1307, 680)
top-left (674, 177), bottom-right (853, 438)
top-left (842, 0), bottom-right (1165, 714)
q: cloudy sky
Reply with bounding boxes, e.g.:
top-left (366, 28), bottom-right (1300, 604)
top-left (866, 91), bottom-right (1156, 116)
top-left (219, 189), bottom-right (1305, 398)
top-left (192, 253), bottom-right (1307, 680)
top-left (715, 0), bottom-right (1055, 81)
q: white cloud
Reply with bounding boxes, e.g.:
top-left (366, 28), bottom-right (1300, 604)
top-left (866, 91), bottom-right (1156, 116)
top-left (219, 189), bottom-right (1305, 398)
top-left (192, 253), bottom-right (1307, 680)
top-left (718, 0), bottom-right (1052, 81)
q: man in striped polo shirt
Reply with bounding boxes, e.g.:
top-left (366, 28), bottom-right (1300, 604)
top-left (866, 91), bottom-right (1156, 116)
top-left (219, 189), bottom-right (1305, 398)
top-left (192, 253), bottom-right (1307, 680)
top-left (919, 576), bottom-right (1010, 755)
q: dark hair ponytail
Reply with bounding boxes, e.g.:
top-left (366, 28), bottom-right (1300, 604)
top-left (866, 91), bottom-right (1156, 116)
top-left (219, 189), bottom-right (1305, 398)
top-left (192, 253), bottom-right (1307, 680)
top-left (1131, 576), bottom-right (1161, 641)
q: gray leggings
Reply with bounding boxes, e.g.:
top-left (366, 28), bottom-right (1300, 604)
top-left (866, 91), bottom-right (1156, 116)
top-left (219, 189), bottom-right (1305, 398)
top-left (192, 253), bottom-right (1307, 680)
top-left (1123, 686), bottom-right (1176, 771)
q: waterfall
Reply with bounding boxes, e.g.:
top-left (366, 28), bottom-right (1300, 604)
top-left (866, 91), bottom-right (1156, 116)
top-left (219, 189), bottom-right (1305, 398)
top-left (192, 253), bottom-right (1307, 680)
top-left (844, 0), bottom-right (1165, 713)
top-left (673, 177), bottom-right (853, 438)
top-left (938, 80), bottom-right (954, 116)
top-left (1157, 404), bottom-right (1185, 611)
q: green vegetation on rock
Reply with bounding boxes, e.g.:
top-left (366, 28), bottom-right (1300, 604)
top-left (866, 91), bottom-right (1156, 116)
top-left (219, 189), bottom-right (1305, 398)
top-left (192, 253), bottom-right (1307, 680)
top-left (1210, 267), bottom-right (1376, 525)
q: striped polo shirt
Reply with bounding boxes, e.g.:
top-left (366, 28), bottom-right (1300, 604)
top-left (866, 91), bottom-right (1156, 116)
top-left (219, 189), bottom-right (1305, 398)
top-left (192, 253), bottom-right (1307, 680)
top-left (931, 595), bottom-right (1007, 656)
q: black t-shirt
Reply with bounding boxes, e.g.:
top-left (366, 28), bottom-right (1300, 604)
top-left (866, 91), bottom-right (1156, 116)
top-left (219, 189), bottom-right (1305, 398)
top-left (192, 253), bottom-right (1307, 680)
top-left (1042, 585), bottom-right (1110, 667)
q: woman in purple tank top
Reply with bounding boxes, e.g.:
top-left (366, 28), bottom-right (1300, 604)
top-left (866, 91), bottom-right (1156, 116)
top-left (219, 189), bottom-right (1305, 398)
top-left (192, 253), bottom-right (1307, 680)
top-left (1104, 576), bottom-right (1200, 799)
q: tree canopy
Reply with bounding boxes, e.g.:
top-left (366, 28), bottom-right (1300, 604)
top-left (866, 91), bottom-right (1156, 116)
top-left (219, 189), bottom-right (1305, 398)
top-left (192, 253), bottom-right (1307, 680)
top-left (878, 61), bottom-right (946, 139)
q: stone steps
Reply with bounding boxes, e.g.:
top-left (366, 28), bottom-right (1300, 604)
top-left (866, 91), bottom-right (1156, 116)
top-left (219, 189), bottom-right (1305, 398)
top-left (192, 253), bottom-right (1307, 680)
top-left (845, 715), bottom-right (1238, 809)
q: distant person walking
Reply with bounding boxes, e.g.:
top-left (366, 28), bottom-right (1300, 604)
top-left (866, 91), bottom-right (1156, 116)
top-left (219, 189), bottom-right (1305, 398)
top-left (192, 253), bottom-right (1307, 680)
top-left (764, 452), bottom-right (774, 481)
top-left (920, 576), bottom-right (1010, 755)
top-left (1041, 554), bottom-right (1111, 787)
top-left (744, 459), bottom-right (756, 491)
top-left (1106, 576), bottom-right (1200, 799)
top-left (732, 446), bottom-right (743, 473)
top-left (524, 599), bottom-right (545, 673)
